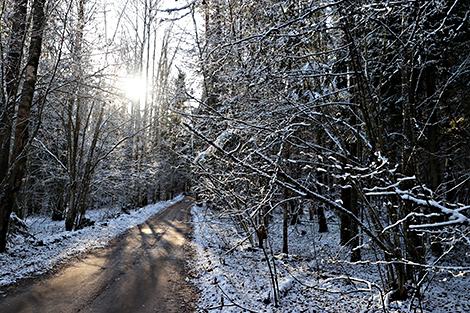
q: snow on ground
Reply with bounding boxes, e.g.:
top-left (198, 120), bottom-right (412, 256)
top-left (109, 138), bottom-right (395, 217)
top-left (0, 195), bottom-right (184, 288)
top-left (1, 197), bottom-right (469, 312)
top-left (189, 204), bottom-right (470, 313)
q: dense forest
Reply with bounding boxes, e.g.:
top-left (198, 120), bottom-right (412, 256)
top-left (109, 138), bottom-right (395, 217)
top-left (1, 0), bottom-right (470, 308)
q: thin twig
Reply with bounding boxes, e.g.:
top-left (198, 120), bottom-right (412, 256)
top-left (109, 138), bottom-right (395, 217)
top-left (215, 284), bottom-right (260, 313)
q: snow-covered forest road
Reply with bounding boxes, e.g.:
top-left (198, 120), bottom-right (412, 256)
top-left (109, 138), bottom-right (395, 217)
top-left (0, 197), bottom-right (198, 313)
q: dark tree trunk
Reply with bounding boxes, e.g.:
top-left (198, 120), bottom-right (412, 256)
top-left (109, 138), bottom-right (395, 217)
top-left (316, 170), bottom-right (328, 233)
top-left (64, 0), bottom-right (86, 231)
top-left (317, 205), bottom-right (328, 233)
top-left (340, 143), bottom-right (360, 261)
top-left (425, 64), bottom-right (444, 256)
top-left (0, 0), bottom-right (27, 182)
top-left (282, 200), bottom-right (288, 254)
top-left (399, 49), bottom-right (424, 297)
top-left (340, 184), bottom-right (352, 245)
top-left (0, 0), bottom-right (46, 252)
top-left (0, 0), bottom-right (29, 252)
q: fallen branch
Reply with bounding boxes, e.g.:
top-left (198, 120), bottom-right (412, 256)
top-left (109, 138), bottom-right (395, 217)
top-left (215, 284), bottom-right (260, 313)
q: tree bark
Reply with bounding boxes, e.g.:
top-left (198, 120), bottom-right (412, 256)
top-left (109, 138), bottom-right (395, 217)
top-left (0, 0), bottom-right (27, 191)
top-left (425, 64), bottom-right (444, 256)
top-left (340, 143), bottom-right (360, 261)
top-left (282, 198), bottom-right (288, 254)
top-left (64, 0), bottom-right (86, 231)
top-left (0, 0), bottom-right (46, 252)
top-left (316, 167), bottom-right (328, 233)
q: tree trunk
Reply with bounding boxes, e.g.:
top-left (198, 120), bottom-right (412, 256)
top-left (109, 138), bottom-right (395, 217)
top-left (340, 143), bottom-right (360, 261)
top-left (340, 184), bottom-right (352, 245)
top-left (426, 64), bottom-right (443, 256)
top-left (400, 49), bottom-right (424, 297)
top-left (64, 0), bottom-right (86, 231)
top-left (0, 0), bottom-right (29, 250)
top-left (0, 0), bottom-right (46, 252)
top-left (0, 0), bottom-right (27, 182)
top-left (282, 142), bottom-right (292, 255)
top-left (282, 199), bottom-right (288, 254)
top-left (317, 205), bottom-right (328, 233)
top-left (316, 169), bottom-right (328, 233)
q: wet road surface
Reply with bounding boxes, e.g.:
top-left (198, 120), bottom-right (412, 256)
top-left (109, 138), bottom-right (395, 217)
top-left (0, 197), bottom-right (198, 313)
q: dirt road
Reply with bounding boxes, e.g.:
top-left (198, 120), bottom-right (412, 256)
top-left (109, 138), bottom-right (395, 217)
top-left (0, 197), bottom-right (198, 313)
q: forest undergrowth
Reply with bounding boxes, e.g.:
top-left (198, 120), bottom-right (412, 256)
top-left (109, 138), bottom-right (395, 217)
top-left (190, 204), bottom-right (470, 313)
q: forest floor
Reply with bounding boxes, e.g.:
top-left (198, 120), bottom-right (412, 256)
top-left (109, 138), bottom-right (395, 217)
top-left (0, 195), bottom-right (198, 312)
top-left (189, 204), bottom-right (470, 313)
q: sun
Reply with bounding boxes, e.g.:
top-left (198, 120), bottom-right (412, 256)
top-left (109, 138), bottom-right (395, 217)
top-left (122, 77), bottom-right (147, 102)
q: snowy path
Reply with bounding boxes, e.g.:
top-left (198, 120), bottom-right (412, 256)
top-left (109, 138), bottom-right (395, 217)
top-left (0, 197), bottom-right (198, 313)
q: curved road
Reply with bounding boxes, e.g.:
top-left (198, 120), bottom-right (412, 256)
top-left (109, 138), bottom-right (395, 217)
top-left (0, 197), bottom-right (198, 313)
